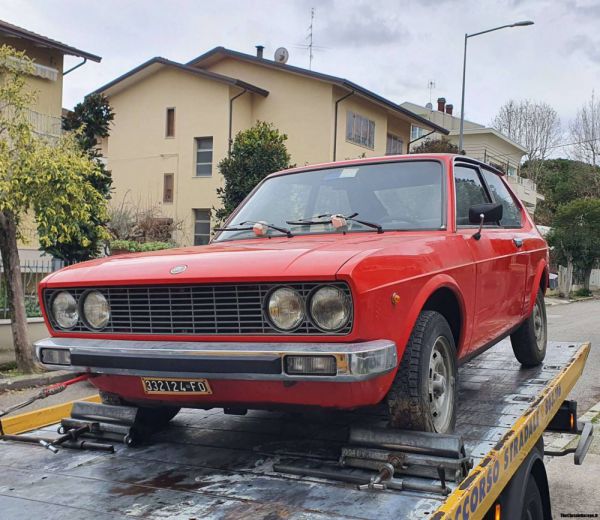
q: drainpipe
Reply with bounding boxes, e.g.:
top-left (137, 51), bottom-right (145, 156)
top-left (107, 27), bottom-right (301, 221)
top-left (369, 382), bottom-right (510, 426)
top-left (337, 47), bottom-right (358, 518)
top-left (333, 90), bottom-right (354, 161)
top-left (63, 57), bottom-right (87, 76)
top-left (228, 90), bottom-right (247, 154)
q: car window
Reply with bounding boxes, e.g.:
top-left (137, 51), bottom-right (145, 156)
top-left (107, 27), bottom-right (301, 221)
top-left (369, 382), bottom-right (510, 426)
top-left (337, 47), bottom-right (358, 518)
top-left (480, 169), bottom-right (522, 228)
top-left (214, 160), bottom-right (444, 241)
top-left (454, 165), bottom-right (490, 226)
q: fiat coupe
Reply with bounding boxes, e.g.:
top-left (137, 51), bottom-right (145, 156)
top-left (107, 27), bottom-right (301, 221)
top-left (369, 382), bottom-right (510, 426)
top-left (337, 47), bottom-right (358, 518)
top-left (35, 154), bottom-right (549, 433)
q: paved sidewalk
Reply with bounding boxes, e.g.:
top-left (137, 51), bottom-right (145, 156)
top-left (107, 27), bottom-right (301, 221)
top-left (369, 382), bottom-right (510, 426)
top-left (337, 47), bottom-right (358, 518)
top-left (545, 402), bottom-right (600, 519)
top-left (0, 380), bottom-right (97, 415)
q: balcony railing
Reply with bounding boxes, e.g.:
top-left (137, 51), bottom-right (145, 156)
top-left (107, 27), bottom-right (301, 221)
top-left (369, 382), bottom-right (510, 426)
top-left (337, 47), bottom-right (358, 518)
top-left (509, 174), bottom-right (537, 192)
top-left (25, 109), bottom-right (62, 138)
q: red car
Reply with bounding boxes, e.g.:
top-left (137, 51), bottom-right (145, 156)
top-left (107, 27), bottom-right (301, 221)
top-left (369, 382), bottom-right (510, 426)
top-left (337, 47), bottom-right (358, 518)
top-left (35, 154), bottom-right (549, 433)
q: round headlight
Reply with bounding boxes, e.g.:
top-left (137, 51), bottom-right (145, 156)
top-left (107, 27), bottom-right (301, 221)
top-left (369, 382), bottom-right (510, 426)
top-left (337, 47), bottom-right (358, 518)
top-left (82, 291), bottom-right (110, 330)
top-left (309, 286), bottom-right (351, 331)
top-left (51, 291), bottom-right (79, 329)
top-left (267, 287), bottom-right (305, 331)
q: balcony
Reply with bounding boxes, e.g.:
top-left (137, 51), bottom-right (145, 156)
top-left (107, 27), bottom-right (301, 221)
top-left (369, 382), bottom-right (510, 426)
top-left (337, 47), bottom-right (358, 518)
top-left (25, 109), bottom-right (62, 138)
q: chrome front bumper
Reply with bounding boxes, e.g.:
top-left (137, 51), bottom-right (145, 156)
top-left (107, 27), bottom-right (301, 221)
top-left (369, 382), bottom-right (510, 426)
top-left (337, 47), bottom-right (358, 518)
top-left (34, 337), bottom-right (398, 382)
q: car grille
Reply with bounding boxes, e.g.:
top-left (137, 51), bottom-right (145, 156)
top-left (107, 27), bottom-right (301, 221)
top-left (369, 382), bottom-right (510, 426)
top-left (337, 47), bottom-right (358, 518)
top-left (43, 283), bottom-right (353, 336)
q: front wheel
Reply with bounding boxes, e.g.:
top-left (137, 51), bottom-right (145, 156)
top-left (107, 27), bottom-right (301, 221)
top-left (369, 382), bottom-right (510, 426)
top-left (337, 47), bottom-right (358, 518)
top-left (386, 311), bottom-right (457, 433)
top-left (511, 289), bottom-right (547, 367)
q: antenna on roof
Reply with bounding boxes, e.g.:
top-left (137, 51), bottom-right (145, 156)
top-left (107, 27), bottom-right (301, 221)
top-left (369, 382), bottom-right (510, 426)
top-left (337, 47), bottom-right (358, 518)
top-left (428, 80), bottom-right (436, 105)
top-left (308, 7), bottom-right (315, 70)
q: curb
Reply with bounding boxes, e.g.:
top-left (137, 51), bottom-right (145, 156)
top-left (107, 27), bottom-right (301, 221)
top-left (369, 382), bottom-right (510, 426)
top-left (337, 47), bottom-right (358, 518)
top-left (0, 370), bottom-right (75, 392)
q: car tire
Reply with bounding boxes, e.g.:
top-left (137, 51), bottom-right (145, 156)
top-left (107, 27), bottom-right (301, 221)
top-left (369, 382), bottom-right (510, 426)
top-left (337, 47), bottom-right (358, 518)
top-left (387, 310), bottom-right (457, 433)
top-left (511, 289), bottom-right (547, 367)
top-left (521, 476), bottom-right (544, 520)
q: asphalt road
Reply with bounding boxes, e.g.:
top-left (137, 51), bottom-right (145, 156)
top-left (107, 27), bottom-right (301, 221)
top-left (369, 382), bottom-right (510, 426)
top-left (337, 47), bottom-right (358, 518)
top-left (546, 298), bottom-right (600, 413)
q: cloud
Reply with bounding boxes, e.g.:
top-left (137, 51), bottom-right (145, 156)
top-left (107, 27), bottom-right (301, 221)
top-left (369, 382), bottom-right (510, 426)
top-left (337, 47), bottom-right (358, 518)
top-left (565, 34), bottom-right (600, 64)
top-left (318, 2), bottom-right (410, 48)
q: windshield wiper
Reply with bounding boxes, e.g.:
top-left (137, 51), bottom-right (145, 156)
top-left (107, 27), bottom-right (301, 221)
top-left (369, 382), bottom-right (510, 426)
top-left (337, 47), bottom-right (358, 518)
top-left (286, 213), bottom-right (383, 234)
top-left (216, 220), bottom-right (293, 238)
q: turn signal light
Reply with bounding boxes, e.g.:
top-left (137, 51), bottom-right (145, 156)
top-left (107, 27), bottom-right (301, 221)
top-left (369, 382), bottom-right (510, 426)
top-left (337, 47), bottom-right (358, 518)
top-left (40, 348), bottom-right (71, 366)
top-left (285, 355), bottom-right (337, 376)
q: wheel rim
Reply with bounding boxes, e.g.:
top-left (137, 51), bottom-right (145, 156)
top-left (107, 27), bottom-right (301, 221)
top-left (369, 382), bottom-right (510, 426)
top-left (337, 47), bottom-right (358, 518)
top-left (533, 299), bottom-right (546, 351)
top-left (428, 336), bottom-right (454, 432)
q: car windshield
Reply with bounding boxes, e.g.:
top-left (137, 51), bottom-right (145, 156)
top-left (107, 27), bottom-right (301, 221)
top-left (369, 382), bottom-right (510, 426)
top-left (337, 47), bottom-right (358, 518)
top-left (214, 160), bottom-right (444, 241)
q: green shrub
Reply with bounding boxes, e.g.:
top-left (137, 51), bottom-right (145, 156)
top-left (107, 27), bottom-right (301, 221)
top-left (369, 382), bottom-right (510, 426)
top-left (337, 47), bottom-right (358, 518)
top-left (573, 288), bottom-right (592, 298)
top-left (109, 239), bottom-right (173, 254)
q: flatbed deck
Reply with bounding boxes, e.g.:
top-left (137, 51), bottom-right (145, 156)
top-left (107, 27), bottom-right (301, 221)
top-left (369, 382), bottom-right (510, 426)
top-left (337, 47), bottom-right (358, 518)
top-left (0, 340), bottom-right (590, 519)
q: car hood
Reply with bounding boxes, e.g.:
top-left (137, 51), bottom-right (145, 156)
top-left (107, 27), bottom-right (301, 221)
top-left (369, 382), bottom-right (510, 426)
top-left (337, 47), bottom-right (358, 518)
top-left (42, 234), bottom-right (418, 287)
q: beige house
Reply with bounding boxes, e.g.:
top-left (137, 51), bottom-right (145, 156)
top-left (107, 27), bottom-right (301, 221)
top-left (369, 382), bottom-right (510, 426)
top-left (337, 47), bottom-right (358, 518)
top-left (402, 99), bottom-right (543, 214)
top-left (0, 19), bottom-right (101, 261)
top-left (95, 46), bottom-right (447, 246)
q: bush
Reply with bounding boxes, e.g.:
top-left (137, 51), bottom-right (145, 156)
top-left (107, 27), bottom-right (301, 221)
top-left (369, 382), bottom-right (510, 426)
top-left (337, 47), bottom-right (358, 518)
top-left (109, 240), bottom-right (173, 254)
top-left (573, 288), bottom-right (592, 298)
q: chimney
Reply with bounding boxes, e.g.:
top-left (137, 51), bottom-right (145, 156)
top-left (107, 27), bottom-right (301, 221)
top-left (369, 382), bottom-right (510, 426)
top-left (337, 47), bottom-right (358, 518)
top-left (255, 45), bottom-right (265, 59)
top-left (446, 104), bottom-right (454, 115)
top-left (437, 97), bottom-right (446, 112)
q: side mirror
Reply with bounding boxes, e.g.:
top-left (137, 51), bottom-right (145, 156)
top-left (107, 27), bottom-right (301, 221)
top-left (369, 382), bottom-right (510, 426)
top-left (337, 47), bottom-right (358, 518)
top-left (468, 202), bottom-right (503, 240)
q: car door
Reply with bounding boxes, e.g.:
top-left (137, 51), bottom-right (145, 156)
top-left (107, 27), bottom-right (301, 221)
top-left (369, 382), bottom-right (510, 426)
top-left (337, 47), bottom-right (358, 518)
top-left (478, 167), bottom-right (529, 326)
top-left (453, 164), bottom-right (527, 353)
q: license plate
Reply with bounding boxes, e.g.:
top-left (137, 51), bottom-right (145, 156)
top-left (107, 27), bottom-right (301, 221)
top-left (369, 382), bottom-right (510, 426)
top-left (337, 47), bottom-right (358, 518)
top-left (141, 377), bottom-right (212, 395)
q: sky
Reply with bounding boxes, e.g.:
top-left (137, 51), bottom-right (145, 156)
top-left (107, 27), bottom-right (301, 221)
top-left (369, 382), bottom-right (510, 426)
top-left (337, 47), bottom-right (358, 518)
top-left (1, 0), bottom-right (599, 154)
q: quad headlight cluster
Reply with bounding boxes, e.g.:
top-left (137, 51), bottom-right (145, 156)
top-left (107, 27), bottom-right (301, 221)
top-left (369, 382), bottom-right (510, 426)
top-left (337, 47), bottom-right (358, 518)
top-left (51, 290), bottom-right (110, 331)
top-left (266, 285), bottom-right (352, 332)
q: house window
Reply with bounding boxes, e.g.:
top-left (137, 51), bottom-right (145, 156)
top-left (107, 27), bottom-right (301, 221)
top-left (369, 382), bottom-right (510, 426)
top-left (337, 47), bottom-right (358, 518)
top-left (193, 209), bottom-right (211, 245)
top-left (386, 133), bottom-right (404, 155)
top-left (166, 108), bottom-right (175, 137)
top-left (346, 111), bottom-right (375, 149)
top-left (195, 137), bottom-right (213, 176)
top-left (163, 173), bottom-right (174, 203)
top-left (410, 126), bottom-right (429, 141)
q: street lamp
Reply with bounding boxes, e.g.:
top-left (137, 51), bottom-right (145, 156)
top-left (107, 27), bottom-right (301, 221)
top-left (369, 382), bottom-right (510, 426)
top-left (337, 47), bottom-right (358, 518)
top-left (458, 20), bottom-right (534, 151)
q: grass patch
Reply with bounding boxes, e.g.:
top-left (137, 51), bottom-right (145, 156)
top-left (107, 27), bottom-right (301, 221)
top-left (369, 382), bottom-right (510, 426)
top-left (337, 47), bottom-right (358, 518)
top-left (0, 361), bottom-right (24, 378)
top-left (573, 288), bottom-right (592, 298)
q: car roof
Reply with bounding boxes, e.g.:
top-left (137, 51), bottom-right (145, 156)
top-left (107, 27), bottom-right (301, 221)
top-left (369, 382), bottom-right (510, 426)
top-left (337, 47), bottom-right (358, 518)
top-left (265, 153), bottom-right (504, 179)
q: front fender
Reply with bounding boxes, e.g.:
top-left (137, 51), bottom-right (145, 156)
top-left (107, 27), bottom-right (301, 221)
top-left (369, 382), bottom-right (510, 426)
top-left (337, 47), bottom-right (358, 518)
top-left (398, 274), bottom-right (469, 356)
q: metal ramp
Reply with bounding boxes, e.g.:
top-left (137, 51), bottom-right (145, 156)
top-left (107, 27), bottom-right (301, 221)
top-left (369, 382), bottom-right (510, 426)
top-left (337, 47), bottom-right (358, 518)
top-left (0, 340), bottom-right (589, 519)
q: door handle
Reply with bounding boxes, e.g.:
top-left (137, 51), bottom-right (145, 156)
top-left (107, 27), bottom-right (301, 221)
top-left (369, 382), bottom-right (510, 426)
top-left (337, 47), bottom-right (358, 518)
top-left (513, 238), bottom-right (523, 248)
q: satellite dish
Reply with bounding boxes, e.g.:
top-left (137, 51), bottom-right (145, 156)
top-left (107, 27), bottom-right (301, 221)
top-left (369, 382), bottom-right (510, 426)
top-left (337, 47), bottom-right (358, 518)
top-left (425, 102), bottom-right (433, 110)
top-left (274, 47), bottom-right (289, 64)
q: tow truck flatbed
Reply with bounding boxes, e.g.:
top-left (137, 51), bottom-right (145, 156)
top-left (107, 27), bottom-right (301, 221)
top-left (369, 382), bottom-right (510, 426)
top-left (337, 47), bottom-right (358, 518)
top-left (0, 340), bottom-right (591, 519)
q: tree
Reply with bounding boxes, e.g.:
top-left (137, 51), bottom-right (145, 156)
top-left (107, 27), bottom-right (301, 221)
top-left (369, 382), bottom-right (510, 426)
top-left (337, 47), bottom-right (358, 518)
top-left (41, 93), bottom-right (115, 263)
top-left (410, 137), bottom-right (459, 154)
top-left (491, 100), bottom-right (561, 183)
top-left (547, 198), bottom-right (600, 293)
top-left (0, 45), bottom-right (109, 372)
top-left (570, 92), bottom-right (600, 167)
top-left (526, 159), bottom-right (600, 225)
top-left (215, 121), bottom-right (293, 223)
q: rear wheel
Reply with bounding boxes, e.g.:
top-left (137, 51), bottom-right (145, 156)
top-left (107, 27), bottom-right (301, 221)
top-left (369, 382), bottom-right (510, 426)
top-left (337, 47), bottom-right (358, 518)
top-left (511, 289), bottom-right (547, 367)
top-left (521, 476), bottom-right (544, 520)
top-left (387, 311), bottom-right (457, 433)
